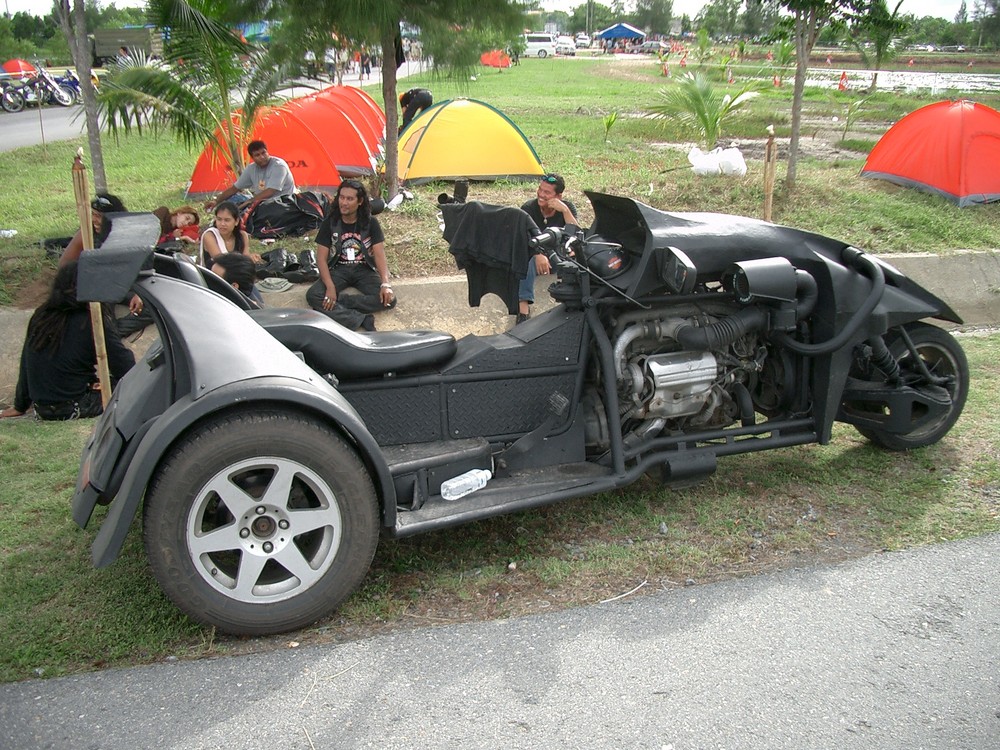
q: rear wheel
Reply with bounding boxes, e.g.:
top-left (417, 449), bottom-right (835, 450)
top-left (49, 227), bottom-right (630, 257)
top-left (853, 323), bottom-right (968, 450)
top-left (538, 50), bottom-right (548, 58)
top-left (143, 409), bottom-right (380, 635)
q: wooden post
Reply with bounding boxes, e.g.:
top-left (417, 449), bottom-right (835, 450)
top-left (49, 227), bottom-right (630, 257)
top-left (763, 129), bottom-right (778, 222)
top-left (72, 151), bottom-right (112, 408)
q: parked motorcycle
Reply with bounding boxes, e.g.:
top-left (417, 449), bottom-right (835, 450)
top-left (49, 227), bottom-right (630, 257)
top-left (0, 67), bottom-right (75, 112)
top-left (55, 69), bottom-right (83, 104)
top-left (70, 194), bottom-right (968, 636)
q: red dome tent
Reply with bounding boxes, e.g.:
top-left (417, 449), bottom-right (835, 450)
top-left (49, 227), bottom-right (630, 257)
top-left (480, 50), bottom-right (511, 68)
top-left (861, 99), bottom-right (1000, 207)
top-left (186, 86), bottom-right (386, 199)
top-left (312, 87), bottom-right (384, 151)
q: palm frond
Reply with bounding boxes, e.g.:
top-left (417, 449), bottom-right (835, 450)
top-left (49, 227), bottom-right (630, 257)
top-left (646, 72), bottom-right (760, 150)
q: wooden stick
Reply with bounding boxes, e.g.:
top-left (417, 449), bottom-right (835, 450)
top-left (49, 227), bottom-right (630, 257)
top-left (763, 131), bottom-right (778, 222)
top-left (72, 152), bottom-right (112, 408)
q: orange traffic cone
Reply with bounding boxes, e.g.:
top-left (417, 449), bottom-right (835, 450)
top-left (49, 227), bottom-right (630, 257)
top-left (838, 71), bottom-right (848, 91)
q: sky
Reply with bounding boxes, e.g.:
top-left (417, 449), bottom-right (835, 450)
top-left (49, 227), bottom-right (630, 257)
top-left (0, 0), bottom-right (967, 23)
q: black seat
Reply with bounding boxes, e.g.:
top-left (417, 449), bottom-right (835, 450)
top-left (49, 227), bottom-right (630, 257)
top-left (249, 308), bottom-right (457, 379)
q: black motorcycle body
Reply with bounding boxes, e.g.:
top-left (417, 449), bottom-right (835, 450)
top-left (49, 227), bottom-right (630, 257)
top-left (71, 195), bottom-right (968, 635)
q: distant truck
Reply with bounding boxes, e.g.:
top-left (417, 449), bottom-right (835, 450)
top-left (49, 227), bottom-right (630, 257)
top-left (90, 27), bottom-right (163, 67)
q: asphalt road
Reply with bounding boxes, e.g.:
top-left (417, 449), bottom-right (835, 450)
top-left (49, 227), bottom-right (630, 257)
top-left (1, 533), bottom-right (997, 750)
top-left (0, 104), bottom-right (84, 152)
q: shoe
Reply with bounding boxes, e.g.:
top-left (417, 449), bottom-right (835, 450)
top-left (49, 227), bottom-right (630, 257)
top-left (360, 314), bottom-right (377, 332)
top-left (257, 248), bottom-right (289, 278)
top-left (284, 247), bottom-right (318, 282)
top-left (516, 312), bottom-right (530, 324)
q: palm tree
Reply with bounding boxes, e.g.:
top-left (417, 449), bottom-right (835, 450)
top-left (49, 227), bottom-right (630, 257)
top-left (845, 0), bottom-right (908, 93)
top-left (646, 72), bottom-right (760, 150)
top-left (97, 0), bottom-right (290, 181)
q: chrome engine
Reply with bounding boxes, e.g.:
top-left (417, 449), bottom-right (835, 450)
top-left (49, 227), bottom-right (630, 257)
top-left (628, 350), bottom-right (718, 419)
top-left (613, 310), bottom-right (780, 432)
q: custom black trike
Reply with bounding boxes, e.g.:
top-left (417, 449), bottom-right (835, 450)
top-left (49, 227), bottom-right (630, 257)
top-left (71, 193), bottom-right (968, 635)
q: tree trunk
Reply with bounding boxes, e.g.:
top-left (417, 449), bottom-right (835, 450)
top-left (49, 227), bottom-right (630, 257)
top-left (786, 7), bottom-right (821, 190)
top-left (380, 25), bottom-right (400, 199)
top-left (58, 0), bottom-right (109, 193)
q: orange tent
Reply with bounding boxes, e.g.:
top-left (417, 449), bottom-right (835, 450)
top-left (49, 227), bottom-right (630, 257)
top-left (480, 50), bottom-right (511, 69)
top-left (312, 87), bottom-right (384, 152)
top-left (186, 86), bottom-right (386, 199)
top-left (861, 100), bottom-right (1000, 206)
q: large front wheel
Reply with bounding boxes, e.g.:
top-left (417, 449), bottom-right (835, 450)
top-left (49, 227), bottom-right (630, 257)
top-left (144, 410), bottom-right (380, 635)
top-left (52, 84), bottom-right (75, 106)
top-left (853, 322), bottom-right (969, 450)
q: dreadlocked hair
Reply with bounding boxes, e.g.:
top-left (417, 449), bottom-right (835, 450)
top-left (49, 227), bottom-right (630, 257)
top-left (27, 262), bottom-right (111, 353)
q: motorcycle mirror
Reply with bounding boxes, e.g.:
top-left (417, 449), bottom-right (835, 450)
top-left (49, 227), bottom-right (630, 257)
top-left (660, 246), bottom-right (697, 294)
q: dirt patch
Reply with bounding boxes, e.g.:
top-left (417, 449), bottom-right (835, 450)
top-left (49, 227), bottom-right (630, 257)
top-left (13, 267), bottom-right (55, 309)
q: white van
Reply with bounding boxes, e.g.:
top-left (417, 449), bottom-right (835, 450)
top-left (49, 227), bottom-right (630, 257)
top-left (523, 32), bottom-right (557, 58)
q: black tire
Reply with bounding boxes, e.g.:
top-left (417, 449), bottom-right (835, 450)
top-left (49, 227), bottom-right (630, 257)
top-left (853, 322), bottom-right (968, 450)
top-left (143, 410), bottom-right (380, 635)
top-left (1, 88), bottom-right (24, 113)
top-left (538, 50), bottom-right (547, 58)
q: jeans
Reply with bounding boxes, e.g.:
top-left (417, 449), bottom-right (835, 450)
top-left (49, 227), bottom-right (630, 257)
top-left (306, 262), bottom-right (396, 330)
top-left (519, 257), bottom-right (537, 303)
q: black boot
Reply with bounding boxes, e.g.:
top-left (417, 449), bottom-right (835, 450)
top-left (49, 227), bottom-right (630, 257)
top-left (282, 249), bottom-right (319, 283)
top-left (297, 249), bottom-right (318, 280)
top-left (257, 248), bottom-right (289, 278)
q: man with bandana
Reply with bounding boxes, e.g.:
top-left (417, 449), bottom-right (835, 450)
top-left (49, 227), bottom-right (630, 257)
top-left (306, 179), bottom-right (396, 332)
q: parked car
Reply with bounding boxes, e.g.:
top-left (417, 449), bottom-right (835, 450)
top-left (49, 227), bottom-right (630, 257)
top-left (575, 34), bottom-right (591, 48)
top-left (523, 32), bottom-right (557, 58)
top-left (556, 36), bottom-right (576, 56)
top-left (639, 40), bottom-right (669, 54)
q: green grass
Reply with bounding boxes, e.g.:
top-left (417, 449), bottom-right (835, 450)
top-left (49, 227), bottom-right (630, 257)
top-left (3, 57), bottom-right (1000, 303)
top-left (1, 334), bottom-right (998, 682)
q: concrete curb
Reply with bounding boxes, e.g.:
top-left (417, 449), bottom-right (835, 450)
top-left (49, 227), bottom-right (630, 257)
top-left (1, 252), bottom-right (997, 405)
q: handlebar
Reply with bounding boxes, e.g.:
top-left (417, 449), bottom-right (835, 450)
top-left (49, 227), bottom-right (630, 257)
top-left (528, 226), bottom-right (581, 270)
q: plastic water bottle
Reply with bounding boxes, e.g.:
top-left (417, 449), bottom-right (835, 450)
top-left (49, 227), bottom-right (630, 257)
top-left (440, 469), bottom-right (492, 501)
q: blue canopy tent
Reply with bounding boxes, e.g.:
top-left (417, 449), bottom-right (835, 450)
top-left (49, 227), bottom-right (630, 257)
top-left (595, 23), bottom-right (645, 40)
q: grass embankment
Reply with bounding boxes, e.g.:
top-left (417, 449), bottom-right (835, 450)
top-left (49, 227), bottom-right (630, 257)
top-left (2, 56), bottom-right (999, 304)
top-left (0, 56), bottom-right (998, 683)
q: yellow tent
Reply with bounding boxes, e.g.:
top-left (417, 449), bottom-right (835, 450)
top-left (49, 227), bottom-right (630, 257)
top-left (397, 98), bottom-right (544, 185)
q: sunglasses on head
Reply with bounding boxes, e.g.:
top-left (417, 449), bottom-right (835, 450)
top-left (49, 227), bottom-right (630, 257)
top-left (542, 175), bottom-right (558, 184)
top-left (91, 196), bottom-right (113, 210)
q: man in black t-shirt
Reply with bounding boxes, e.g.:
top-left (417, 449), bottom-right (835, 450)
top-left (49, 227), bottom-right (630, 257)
top-left (517, 173), bottom-right (578, 323)
top-left (306, 179), bottom-right (396, 331)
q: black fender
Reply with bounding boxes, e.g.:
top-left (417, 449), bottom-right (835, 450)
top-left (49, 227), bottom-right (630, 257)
top-left (89, 376), bottom-right (395, 568)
